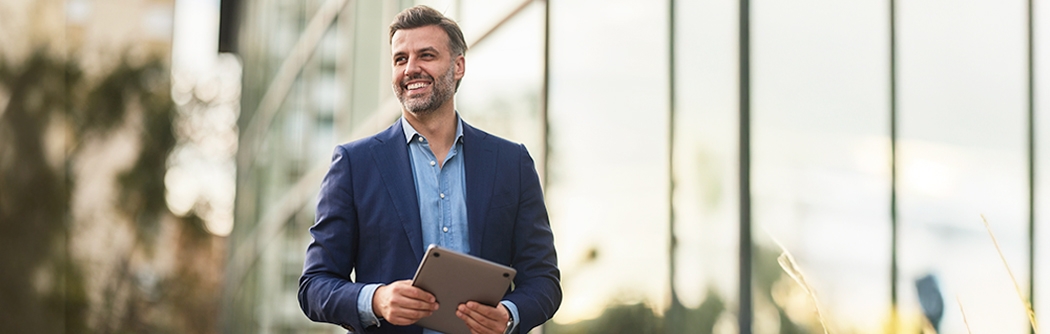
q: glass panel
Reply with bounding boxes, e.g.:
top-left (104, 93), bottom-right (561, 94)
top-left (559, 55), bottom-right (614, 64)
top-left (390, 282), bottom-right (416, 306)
top-left (670, 0), bottom-right (740, 332)
top-left (347, 0), bottom-right (391, 132)
top-left (752, 0), bottom-right (891, 332)
top-left (230, 0), bottom-right (381, 332)
top-left (1034, 0), bottom-right (1050, 330)
top-left (456, 2), bottom-right (546, 174)
top-left (545, 0), bottom-right (670, 332)
top-left (897, 0), bottom-right (1029, 332)
top-left (457, 0), bottom-right (530, 40)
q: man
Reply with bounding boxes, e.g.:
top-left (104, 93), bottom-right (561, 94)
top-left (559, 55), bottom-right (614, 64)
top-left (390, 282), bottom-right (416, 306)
top-left (298, 5), bottom-right (561, 334)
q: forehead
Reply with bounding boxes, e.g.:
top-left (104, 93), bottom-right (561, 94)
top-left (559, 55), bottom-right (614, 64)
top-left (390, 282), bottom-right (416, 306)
top-left (391, 25), bottom-right (451, 54)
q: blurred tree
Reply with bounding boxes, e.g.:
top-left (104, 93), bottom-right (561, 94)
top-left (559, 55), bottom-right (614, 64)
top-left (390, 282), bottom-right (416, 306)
top-left (0, 49), bottom-right (86, 333)
top-left (548, 302), bottom-right (664, 334)
top-left (0, 49), bottom-right (222, 333)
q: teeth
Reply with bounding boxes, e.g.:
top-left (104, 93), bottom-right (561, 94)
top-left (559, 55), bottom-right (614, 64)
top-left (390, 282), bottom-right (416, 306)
top-left (407, 82), bottom-right (428, 90)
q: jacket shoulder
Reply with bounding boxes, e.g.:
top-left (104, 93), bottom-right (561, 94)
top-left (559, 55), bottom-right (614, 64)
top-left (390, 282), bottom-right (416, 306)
top-left (464, 122), bottom-right (525, 151)
top-left (334, 120), bottom-right (404, 153)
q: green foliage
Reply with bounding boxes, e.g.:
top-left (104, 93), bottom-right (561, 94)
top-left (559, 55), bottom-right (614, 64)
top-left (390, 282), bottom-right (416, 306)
top-left (109, 60), bottom-right (178, 242)
top-left (0, 49), bottom-right (178, 333)
top-left (549, 303), bottom-right (664, 334)
top-left (545, 292), bottom-right (728, 334)
top-left (0, 49), bottom-right (82, 333)
top-left (544, 244), bottom-right (817, 334)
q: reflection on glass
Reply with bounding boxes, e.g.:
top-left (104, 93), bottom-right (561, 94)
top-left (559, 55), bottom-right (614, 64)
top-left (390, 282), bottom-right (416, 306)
top-left (1035, 0), bottom-right (1050, 330)
top-left (898, 1), bottom-right (1029, 332)
top-left (752, 0), bottom-right (891, 332)
top-left (219, 0), bottom-right (1049, 332)
top-left (670, 0), bottom-right (740, 332)
top-left (545, 0), bottom-right (670, 331)
top-left (229, 0), bottom-right (388, 332)
top-left (456, 0), bottom-right (530, 40)
top-left (457, 2), bottom-right (545, 172)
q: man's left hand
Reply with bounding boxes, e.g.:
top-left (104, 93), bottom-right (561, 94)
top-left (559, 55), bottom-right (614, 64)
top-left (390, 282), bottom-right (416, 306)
top-left (455, 301), bottom-right (510, 334)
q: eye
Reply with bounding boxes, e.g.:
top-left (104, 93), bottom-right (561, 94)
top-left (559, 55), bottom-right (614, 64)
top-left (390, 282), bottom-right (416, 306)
top-left (394, 56), bottom-right (407, 64)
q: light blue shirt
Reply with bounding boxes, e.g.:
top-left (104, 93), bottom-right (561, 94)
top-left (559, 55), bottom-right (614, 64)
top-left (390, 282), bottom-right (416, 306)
top-left (406, 117), bottom-right (470, 256)
top-left (356, 115), bottom-right (519, 333)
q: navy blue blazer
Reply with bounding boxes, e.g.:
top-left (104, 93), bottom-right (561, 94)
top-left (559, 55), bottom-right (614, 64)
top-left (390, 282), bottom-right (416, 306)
top-left (298, 119), bottom-right (561, 333)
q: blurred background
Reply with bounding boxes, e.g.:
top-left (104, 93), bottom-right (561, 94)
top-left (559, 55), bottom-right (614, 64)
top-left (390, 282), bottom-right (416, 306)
top-left (1, 0), bottom-right (1048, 333)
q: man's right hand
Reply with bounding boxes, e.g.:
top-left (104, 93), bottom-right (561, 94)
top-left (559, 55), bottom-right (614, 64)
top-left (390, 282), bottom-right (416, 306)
top-left (372, 280), bottom-right (439, 326)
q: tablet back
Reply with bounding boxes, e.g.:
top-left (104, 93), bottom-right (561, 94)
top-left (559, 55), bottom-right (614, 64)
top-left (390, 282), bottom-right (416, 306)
top-left (411, 245), bottom-right (517, 334)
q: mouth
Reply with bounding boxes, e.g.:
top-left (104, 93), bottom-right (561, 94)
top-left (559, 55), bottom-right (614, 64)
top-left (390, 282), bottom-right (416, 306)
top-left (404, 80), bottom-right (431, 94)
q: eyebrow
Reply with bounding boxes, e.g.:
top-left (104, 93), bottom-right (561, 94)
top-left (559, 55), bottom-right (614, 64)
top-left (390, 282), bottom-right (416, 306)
top-left (393, 46), bottom-right (441, 57)
top-left (415, 46), bottom-right (439, 54)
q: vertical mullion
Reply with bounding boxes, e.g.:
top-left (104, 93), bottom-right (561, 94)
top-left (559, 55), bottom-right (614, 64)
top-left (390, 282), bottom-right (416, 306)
top-left (542, 0), bottom-right (550, 187)
top-left (667, 0), bottom-right (683, 331)
top-left (1027, 0), bottom-right (1036, 333)
top-left (738, 0), bottom-right (752, 332)
top-left (889, 0), bottom-right (900, 330)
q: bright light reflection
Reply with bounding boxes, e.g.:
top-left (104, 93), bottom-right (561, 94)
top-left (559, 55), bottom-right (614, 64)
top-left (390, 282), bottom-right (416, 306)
top-left (168, 0), bottom-right (239, 237)
top-left (898, 140), bottom-right (963, 199)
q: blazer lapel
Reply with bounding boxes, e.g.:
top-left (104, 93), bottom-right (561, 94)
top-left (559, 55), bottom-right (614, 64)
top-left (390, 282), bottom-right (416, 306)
top-left (371, 120), bottom-right (424, 261)
top-left (463, 122), bottom-right (496, 257)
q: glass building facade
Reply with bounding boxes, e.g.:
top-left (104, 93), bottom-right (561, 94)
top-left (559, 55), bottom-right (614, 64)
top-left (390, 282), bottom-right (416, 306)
top-left (227, 0), bottom-right (1050, 333)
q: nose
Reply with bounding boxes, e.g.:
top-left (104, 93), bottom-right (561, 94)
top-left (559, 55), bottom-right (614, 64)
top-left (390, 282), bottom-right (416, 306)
top-left (404, 56), bottom-right (421, 77)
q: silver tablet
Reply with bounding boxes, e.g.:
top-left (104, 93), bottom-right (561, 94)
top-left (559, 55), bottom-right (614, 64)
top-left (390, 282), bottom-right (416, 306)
top-left (411, 244), bottom-right (517, 334)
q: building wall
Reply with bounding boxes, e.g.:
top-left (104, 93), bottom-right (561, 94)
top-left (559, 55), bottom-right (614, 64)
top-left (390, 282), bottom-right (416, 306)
top-left (230, 0), bottom-right (1050, 333)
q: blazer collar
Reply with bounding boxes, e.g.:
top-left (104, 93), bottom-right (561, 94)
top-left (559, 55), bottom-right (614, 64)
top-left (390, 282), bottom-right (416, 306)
top-left (399, 114), bottom-right (465, 144)
top-left (371, 118), bottom-right (501, 260)
top-left (462, 122), bottom-right (497, 257)
top-left (371, 119), bottom-right (425, 261)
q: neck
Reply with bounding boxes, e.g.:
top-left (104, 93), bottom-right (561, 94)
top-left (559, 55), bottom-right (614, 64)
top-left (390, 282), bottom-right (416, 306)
top-left (403, 105), bottom-right (456, 144)
top-left (403, 106), bottom-right (458, 166)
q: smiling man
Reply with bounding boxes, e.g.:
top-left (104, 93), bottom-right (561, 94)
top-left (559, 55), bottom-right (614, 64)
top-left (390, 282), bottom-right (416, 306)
top-left (298, 5), bottom-right (561, 334)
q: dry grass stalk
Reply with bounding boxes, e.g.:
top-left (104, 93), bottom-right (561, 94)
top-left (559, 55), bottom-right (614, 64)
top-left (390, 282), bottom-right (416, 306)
top-left (956, 295), bottom-right (972, 334)
top-left (979, 214), bottom-right (1040, 333)
top-left (921, 316), bottom-right (939, 334)
top-left (770, 236), bottom-right (831, 334)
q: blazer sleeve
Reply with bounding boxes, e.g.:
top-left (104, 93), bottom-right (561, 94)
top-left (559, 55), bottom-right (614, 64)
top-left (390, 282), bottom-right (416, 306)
top-left (504, 144), bottom-right (562, 333)
top-left (298, 145), bottom-right (369, 332)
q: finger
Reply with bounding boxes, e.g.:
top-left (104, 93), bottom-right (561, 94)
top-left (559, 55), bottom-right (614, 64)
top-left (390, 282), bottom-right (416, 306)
top-left (386, 308), bottom-right (434, 325)
top-left (457, 304), bottom-right (502, 334)
top-left (385, 303), bottom-right (437, 326)
top-left (389, 281), bottom-right (437, 303)
top-left (390, 292), bottom-right (439, 311)
top-left (465, 301), bottom-right (503, 322)
top-left (387, 282), bottom-right (438, 311)
top-left (374, 283), bottom-right (438, 323)
top-left (456, 307), bottom-right (489, 334)
top-left (390, 296), bottom-right (438, 315)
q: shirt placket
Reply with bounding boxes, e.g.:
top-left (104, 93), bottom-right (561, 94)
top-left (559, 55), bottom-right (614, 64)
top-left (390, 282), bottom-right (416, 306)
top-left (439, 147), bottom-right (455, 245)
top-left (419, 138), bottom-right (442, 247)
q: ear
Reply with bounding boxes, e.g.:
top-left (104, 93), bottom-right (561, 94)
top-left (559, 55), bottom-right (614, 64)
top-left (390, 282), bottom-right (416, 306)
top-left (453, 54), bottom-right (465, 81)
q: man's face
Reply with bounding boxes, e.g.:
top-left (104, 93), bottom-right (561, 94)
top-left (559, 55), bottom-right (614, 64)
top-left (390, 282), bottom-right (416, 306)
top-left (391, 25), bottom-right (465, 115)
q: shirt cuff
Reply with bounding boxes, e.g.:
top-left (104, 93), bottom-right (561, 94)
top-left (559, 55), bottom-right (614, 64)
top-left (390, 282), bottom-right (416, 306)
top-left (500, 300), bottom-right (520, 333)
top-left (357, 283), bottom-right (383, 328)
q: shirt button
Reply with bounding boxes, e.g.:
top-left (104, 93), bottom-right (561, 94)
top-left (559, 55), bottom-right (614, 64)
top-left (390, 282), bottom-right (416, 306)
top-left (418, 137), bottom-right (424, 143)
top-left (430, 161), bottom-right (436, 166)
top-left (439, 193), bottom-right (445, 199)
top-left (442, 227), bottom-right (449, 233)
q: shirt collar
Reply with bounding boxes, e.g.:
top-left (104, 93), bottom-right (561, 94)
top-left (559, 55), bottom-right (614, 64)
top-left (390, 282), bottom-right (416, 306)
top-left (401, 113), bottom-right (465, 144)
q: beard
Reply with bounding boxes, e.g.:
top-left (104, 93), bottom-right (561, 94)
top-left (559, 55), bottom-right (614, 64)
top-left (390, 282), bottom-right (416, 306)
top-left (394, 63), bottom-right (456, 115)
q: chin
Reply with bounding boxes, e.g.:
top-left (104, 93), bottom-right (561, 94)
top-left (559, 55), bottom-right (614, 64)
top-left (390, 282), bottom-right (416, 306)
top-left (406, 104), bottom-right (438, 115)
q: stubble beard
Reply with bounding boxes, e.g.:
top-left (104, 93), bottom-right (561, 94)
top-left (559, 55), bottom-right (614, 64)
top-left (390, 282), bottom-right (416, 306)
top-left (395, 63), bottom-right (456, 116)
